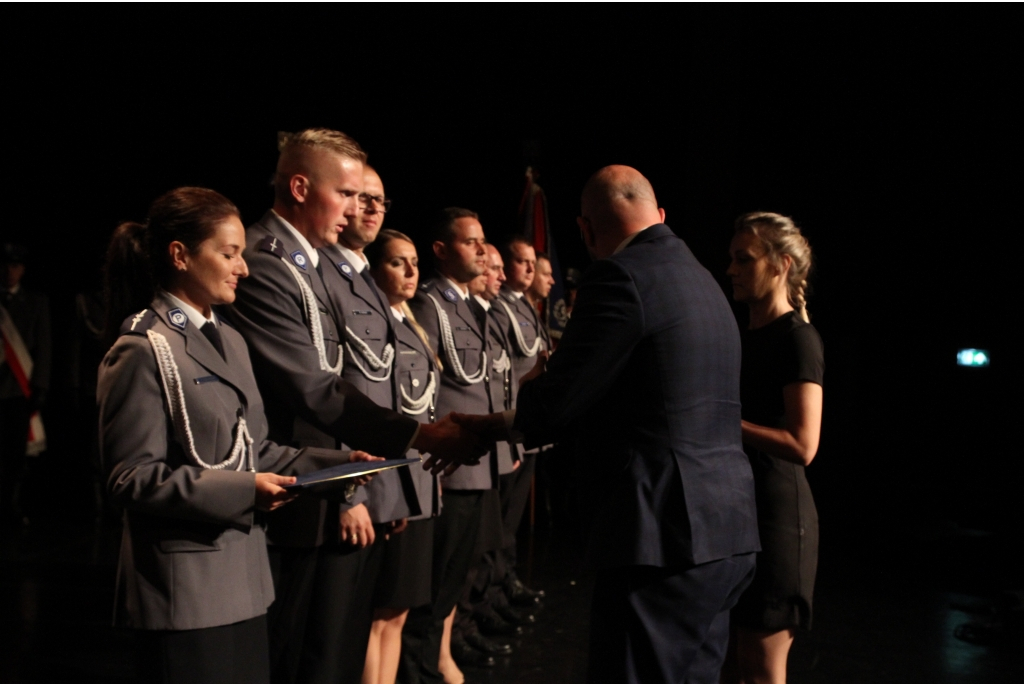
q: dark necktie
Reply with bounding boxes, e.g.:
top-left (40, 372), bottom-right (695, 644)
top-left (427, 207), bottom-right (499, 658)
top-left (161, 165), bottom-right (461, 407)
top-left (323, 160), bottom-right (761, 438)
top-left (200, 322), bottom-right (225, 360)
top-left (467, 298), bottom-right (487, 331)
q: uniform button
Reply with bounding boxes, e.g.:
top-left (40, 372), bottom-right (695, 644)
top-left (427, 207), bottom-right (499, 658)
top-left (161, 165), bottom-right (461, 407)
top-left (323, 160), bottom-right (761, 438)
top-left (485, 376), bottom-right (490, 382)
top-left (412, 378), bottom-right (420, 388)
top-left (365, 328), bottom-right (371, 334)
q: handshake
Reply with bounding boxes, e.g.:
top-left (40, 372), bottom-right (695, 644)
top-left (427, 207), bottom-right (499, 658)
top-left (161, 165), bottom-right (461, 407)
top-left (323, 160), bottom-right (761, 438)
top-left (412, 411), bottom-right (512, 476)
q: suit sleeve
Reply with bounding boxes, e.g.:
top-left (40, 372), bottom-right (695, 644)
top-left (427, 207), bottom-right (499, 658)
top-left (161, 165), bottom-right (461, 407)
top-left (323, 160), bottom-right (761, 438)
top-left (228, 249), bottom-right (417, 458)
top-left (98, 337), bottom-right (257, 532)
top-left (513, 259), bottom-right (644, 447)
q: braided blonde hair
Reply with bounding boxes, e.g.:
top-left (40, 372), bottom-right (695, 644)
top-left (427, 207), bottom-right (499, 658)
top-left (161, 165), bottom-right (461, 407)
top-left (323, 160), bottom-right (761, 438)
top-left (734, 212), bottom-right (813, 323)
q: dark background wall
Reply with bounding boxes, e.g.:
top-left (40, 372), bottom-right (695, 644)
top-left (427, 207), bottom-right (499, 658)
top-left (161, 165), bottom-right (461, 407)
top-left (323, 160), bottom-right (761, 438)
top-left (3, 7), bottom-right (1018, 541)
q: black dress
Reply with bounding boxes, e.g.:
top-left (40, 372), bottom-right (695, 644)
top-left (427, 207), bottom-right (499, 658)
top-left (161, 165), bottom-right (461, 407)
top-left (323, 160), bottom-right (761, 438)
top-left (732, 310), bottom-right (824, 632)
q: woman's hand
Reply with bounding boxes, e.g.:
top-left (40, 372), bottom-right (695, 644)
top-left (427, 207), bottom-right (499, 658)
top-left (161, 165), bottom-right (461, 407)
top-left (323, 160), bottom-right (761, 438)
top-left (254, 473), bottom-right (298, 512)
top-left (340, 503), bottom-right (375, 548)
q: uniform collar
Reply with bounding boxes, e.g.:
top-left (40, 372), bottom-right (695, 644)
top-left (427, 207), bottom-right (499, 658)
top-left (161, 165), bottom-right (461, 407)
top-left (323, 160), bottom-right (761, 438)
top-left (442, 276), bottom-right (470, 300)
top-left (271, 209), bottom-right (320, 268)
top-left (612, 226), bottom-right (650, 255)
top-left (161, 290), bottom-right (216, 328)
top-left (335, 244), bottom-right (369, 272)
top-left (473, 295), bottom-right (492, 311)
top-left (390, 305), bottom-right (406, 321)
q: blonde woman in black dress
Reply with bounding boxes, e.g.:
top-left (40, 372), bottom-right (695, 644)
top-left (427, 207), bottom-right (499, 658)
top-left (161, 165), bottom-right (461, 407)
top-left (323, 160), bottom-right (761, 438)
top-left (723, 212), bottom-right (824, 684)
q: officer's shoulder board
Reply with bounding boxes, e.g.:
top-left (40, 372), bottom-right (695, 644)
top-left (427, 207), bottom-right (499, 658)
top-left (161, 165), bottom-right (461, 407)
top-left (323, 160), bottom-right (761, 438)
top-left (120, 309), bottom-right (158, 336)
top-left (418, 278), bottom-right (435, 292)
top-left (258, 235), bottom-right (288, 259)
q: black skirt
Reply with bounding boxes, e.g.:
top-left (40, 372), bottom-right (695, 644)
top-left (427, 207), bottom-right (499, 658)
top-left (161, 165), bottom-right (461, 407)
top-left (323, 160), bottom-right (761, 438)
top-left (731, 450), bottom-right (818, 631)
top-left (373, 518), bottom-right (435, 610)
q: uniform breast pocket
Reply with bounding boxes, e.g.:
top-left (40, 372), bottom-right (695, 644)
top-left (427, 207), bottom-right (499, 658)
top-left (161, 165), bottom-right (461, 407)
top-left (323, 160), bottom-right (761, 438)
top-left (405, 368), bottom-right (431, 399)
top-left (351, 315), bottom-right (386, 342)
top-left (453, 335), bottom-right (482, 371)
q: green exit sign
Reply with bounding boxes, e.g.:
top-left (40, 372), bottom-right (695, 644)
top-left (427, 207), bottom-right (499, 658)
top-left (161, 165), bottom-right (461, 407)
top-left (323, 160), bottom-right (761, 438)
top-left (957, 349), bottom-right (990, 367)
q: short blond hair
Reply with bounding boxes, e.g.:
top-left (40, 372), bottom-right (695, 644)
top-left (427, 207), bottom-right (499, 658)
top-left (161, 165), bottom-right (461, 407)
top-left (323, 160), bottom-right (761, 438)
top-left (274, 128), bottom-right (367, 202)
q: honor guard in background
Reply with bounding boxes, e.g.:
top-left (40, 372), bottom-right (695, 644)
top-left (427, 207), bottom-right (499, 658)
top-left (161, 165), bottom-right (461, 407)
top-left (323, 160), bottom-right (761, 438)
top-left (403, 208), bottom-right (505, 680)
top-left (0, 243), bottom-right (50, 527)
top-left (224, 130), bottom-right (482, 682)
top-left (495, 238), bottom-right (550, 605)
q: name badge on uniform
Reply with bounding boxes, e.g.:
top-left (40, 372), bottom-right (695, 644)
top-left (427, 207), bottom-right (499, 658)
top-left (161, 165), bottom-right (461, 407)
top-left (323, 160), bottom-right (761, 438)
top-left (291, 251), bottom-right (308, 270)
top-left (168, 308), bottom-right (187, 330)
top-left (336, 261), bottom-right (354, 279)
top-left (443, 288), bottom-right (459, 303)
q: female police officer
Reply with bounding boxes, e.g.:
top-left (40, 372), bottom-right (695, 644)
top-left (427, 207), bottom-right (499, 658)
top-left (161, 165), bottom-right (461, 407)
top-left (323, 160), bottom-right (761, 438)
top-left (99, 187), bottom-right (377, 682)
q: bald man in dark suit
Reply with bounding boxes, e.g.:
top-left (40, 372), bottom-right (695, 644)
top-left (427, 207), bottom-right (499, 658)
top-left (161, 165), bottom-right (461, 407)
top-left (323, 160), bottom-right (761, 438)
top-left (440, 166), bottom-right (760, 683)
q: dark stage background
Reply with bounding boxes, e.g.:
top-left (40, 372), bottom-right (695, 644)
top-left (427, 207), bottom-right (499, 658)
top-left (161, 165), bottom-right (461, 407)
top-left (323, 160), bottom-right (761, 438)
top-left (1, 6), bottom-right (1020, 681)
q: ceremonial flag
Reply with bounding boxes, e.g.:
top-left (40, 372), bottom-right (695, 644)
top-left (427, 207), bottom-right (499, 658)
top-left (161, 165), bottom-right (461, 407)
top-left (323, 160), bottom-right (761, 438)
top-left (517, 167), bottom-right (569, 341)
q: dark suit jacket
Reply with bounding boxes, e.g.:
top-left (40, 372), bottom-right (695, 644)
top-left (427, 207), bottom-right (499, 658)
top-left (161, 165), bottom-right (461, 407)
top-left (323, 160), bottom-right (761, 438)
top-left (513, 224), bottom-right (759, 569)
top-left (224, 211), bottom-right (417, 546)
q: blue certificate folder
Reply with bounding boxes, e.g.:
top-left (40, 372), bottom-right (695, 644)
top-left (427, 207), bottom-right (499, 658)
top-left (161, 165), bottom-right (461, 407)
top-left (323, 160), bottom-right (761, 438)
top-left (284, 458), bottom-right (421, 490)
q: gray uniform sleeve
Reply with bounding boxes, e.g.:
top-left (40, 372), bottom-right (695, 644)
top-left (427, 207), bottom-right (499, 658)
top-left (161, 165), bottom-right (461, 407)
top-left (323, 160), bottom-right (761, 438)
top-left (98, 337), bottom-right (258, 532)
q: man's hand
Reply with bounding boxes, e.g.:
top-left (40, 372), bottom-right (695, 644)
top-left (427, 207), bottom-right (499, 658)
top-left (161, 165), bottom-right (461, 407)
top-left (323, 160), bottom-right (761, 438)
top-left (254, 473), bottom-right (299, 512)
top-left (414, 414), bottom-right (490, 477)
top-left (339, 503), bottom-right (375, 548)
top-left (519, 350), bottom-right (549, 387)
top-left (348, 450), bottom-right (385, 487)
top-left (386, 517), bottom-right (408, 540)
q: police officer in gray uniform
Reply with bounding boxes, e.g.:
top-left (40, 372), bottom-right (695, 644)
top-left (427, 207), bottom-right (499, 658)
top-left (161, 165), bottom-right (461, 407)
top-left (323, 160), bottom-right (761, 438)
top-left (98, 187), bottom-right (380, 682)
top-left (224, 130), bottom-right (481, 682)
top-left (404, 207), bottom-right (505, 679)
top-left (305, 165), bottom-right (420, 682)
top-left (495, 237), bottom-right (550, 605)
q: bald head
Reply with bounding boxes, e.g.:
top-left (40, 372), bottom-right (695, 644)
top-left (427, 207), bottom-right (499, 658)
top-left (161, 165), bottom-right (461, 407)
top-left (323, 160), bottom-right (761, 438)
top-left (578, 165), bottom-right (665, 259)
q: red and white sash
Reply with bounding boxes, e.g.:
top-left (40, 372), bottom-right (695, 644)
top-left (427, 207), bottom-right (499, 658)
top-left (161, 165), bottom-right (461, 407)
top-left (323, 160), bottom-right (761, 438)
top-left (0, 301), bottom-right (46, 455)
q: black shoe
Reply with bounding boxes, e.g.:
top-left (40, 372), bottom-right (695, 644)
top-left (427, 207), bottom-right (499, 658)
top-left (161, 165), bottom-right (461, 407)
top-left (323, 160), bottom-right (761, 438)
top-left (505, 577), bottom-right (545, 607)
top-left (476, 611), bottom-right (523, 638)
top-left (495, 602), bottom-right (536, 626)
top-left (451, 634), bottom-right (496, 668)
top-left (464, 630), bottom-right (514, 656)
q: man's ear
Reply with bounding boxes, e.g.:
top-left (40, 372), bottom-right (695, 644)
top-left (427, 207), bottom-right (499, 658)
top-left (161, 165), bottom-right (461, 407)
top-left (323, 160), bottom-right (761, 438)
top-left (433, 240), bottom-right (447, 262)
top-left (658, 207), bottom-right (666, 223)
top-left (577, 217), bottom-right (595, 248)
top-left (289, 174), bottom-right (311, 205)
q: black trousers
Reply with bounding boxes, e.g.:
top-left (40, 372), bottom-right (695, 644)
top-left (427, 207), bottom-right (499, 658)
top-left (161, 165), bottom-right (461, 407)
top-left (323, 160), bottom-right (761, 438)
top-left (135, 614), bottom-right (270, 683)
top-left (298, 524), bottom-right (387, 683)
top-left (499, 452), bottom-right (536, 574)
top-left (400, 490), bottom-right (484, 683)
top-left (267, 546), bottom-right (319, 683)
top-left (0, 396), bottom-right (31, 518)
top-left (587, 553), bottom-right (756, 684)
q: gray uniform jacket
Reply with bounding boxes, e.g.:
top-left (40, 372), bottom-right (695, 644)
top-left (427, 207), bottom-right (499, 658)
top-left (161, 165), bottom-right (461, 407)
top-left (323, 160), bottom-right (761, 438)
top-left (480, 301), bottom-right (517, 475)
top-left (393, 313), bottom-right (441, 519)
top-left (319, 245), bottom-right (419, 523)
top-left (98, 294), bottom-right (356, 631)
top-left (496, 286), bottom-right (549, 392)
top-left (408, 277), bottom-right (497, 491)
top-left (224, 211), bottom-right (418, 547)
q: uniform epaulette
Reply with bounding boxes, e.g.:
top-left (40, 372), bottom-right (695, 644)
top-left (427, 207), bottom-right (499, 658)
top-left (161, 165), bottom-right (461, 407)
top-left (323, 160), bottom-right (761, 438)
top-left (418, 279), bottom-right (434, 292)
top-left (120, 309), bottom-right (158, 336)
top-left (258, 234), bottom-right (288, 259)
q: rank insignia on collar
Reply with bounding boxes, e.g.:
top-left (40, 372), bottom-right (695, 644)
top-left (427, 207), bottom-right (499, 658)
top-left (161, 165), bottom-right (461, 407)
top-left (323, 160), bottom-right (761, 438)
top-left (291, 251), bottom-right (308, 270)
top-left (337, 261), bottom-right (353, 279)
top-left (443, 288), bottom-right (459, 303)
top-left (168, 308), bottom-right (188, 330)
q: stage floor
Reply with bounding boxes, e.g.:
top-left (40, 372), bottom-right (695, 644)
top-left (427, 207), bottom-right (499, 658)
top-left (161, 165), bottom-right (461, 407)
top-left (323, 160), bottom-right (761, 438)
top-left (2, 504), bottom-right (1022, 683)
